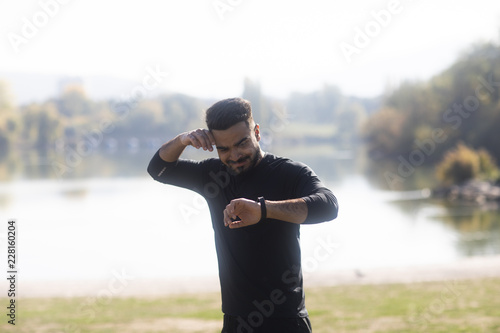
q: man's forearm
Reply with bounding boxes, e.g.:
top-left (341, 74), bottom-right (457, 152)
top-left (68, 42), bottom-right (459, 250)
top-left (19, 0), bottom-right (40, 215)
top-left (158, 135), bottom-right (187, 162)
top-left (158, 129), bottom-right (216, 162)
top-left (266, 199), bottom-right (308, 224)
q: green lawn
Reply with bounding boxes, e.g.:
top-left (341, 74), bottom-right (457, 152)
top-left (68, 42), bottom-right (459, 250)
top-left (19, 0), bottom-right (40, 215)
top-left (2, 278), bottom-right (499, 332)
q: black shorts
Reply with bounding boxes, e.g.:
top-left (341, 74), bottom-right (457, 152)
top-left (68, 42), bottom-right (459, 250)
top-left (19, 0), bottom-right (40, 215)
top-left (221, 314), bottom-right (312, 333)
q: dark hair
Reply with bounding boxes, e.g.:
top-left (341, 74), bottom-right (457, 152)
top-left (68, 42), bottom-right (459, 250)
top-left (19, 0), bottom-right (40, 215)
top-left (205, 97), bottom-right (253, 130)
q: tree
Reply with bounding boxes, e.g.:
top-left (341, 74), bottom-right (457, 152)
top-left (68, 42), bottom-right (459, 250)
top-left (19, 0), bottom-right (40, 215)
top-left (436, 142), bottom-right (499, 185)
top-left (242, 78), bottom-right (268, 124)
top-left (21, 103), bottom-right (64, 150)
top-left (364, 41), bottom-right (500, 163)
top-left (57, 87), bottom-right (93, 117)
top-left (0, 81), bottom-right (18, 157)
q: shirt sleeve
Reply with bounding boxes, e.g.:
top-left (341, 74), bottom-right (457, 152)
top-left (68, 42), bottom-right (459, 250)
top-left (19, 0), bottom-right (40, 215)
top-left (147, 149), bottom-right (205, 193)
top-left (293, 164), bottom-right (339, 224)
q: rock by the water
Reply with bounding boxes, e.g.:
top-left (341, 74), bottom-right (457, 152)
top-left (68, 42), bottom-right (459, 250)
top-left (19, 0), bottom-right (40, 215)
top-left (432, 179), bottom-right (500, 204)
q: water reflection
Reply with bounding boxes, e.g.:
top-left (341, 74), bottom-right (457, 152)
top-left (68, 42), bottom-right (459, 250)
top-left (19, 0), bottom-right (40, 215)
top-left (0, 148), bottom-right (159, 181)
top-left (0, 192), bottom-right (11, 208)
top-left (59, 187), bottom-right (88, 199)
top-left (0, 147), bottom-right (499, 278)
top-left (429, 204), bottom-right (500, 256)
top-left (363, 157), bottom-right (439, 191)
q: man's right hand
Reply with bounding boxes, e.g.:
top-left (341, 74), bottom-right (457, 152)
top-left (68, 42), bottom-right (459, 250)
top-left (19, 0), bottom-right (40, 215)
top-left (179, 129), bottom-right (216, 152)
top-left (159, 128), bottom-right (216, 162)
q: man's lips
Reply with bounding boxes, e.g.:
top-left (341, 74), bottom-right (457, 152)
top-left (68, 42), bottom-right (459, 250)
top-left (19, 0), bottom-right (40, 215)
top-left (229, 157), bottom-right (249, 168)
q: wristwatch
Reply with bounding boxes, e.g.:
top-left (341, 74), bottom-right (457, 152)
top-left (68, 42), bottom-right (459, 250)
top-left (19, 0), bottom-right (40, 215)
top-left (257, 196), bottom-right (267, 222)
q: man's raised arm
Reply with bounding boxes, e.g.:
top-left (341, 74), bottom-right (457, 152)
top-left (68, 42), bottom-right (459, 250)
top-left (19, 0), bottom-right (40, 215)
top-left (147, 129), bottom-right (216, 188)
top-left (158, 129), bottom-right (215, 162)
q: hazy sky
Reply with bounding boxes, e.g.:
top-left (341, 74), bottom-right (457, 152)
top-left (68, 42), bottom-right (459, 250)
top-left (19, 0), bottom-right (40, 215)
top-left (1, 0), bottom-right (500, 99)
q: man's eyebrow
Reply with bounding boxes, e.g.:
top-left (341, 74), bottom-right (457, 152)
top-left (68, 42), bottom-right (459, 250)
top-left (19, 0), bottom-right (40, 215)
top-left (216, 137), bottom-right (249, 150)
top-left (234, 136), bottom-right (249, 146)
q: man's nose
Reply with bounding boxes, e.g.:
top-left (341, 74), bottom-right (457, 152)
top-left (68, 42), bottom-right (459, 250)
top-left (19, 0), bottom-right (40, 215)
top-left (230, 149), bottom-right (242, 162)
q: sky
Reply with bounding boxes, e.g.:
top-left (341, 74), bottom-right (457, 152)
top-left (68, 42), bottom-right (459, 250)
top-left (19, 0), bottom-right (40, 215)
top-left (1, 0), bottom-right (500, 100)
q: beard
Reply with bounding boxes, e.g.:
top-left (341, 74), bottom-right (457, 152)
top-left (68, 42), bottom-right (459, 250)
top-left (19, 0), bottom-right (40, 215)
top-left (226, 148), bottom-right (263, 176)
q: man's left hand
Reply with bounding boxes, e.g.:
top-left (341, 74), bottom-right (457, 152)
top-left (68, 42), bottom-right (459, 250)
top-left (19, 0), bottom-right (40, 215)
top-left (224, 198), bottom-right (261, 229)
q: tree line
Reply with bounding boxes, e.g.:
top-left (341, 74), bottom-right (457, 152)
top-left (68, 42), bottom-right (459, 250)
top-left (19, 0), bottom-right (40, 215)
top-left (0, 78), bottom-right (375, 161)
top-left (364, 41), bottom-right (500, 165)
top-left (4, 40), bottom-right (498, 183)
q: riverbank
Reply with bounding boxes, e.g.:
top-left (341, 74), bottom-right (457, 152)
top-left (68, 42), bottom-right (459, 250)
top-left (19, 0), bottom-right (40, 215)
top-left (432, 179), bottom-right (500, 205)
top-left (11, 254), bottom-right (500, 298)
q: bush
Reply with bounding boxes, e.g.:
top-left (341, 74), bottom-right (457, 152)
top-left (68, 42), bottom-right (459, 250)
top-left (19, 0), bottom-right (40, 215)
top-left (436, 142), bottom-right (499, 185)
top-left (478, 149), bottom-right (500, 180)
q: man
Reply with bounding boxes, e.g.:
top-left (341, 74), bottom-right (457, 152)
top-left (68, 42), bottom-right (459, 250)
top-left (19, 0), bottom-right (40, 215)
top-left (147, 97), bottom-right (338, 333)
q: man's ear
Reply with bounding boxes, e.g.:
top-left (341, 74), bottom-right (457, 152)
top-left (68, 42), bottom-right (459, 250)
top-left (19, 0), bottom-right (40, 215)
top-left (254, 124), bottom-right (261, 141)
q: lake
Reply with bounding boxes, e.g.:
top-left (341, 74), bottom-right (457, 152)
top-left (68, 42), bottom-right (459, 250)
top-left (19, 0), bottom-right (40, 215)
top-left (0, 147), bottom-right (499, 285)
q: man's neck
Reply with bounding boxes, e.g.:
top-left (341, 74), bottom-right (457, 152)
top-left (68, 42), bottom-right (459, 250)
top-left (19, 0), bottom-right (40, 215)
top-left (254, 149), bottom-right (266, 167)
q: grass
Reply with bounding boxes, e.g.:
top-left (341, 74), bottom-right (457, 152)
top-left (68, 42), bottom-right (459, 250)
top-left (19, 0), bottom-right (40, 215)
top-left (1, 278), bottom-right (499, 332)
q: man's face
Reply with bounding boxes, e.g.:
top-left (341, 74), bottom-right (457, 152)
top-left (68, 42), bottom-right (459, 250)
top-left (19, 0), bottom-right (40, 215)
top-left (211, 121), bottom-right (263, 176)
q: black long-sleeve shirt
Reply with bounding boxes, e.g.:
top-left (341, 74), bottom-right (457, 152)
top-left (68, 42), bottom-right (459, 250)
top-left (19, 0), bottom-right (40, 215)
top-left (147, 151), bottom-right (338, 318)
